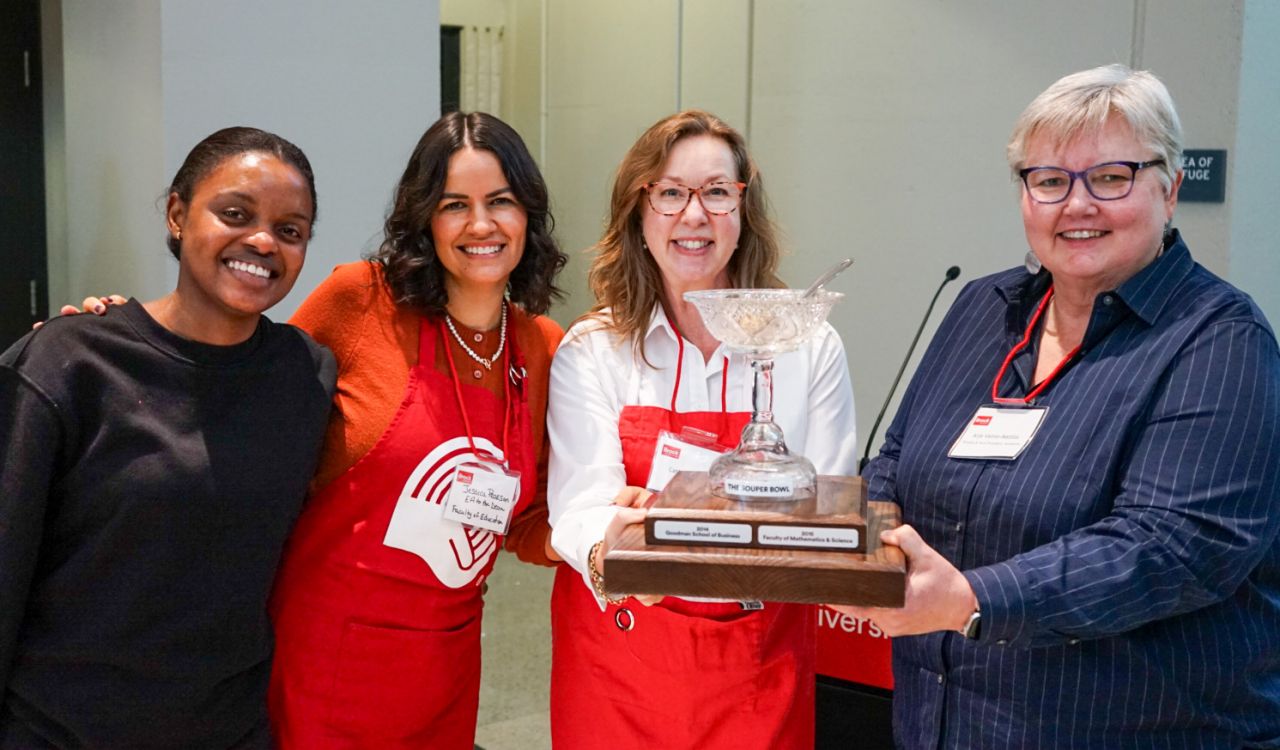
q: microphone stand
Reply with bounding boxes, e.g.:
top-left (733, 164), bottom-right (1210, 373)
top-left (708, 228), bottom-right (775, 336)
top-left (859, 266), bottom-right (961, 474)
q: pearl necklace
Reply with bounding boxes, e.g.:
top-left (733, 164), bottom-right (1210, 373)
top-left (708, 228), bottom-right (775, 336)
top-left (444, 303), bottom-right (507, 371)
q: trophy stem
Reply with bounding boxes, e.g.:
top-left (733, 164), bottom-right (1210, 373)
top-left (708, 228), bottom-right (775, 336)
top-left (708, 352), bottom-right (816, 502)
top-left (751, 355), bottom-right (774, 424)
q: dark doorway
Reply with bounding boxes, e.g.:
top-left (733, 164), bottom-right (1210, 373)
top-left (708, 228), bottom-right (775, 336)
top-left (441, 25), bottom-right (461, 114)
top-left (0, 0), bottom-right (49, 349)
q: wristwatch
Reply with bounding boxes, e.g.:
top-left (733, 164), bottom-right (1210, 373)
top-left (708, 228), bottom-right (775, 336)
top-left (960, 607), bottom-right (982, 640)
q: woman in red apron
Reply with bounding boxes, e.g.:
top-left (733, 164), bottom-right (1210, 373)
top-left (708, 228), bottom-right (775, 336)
top-left (268, 112), bottom-right (567, 748)
top-left (545, 111), bottom-right (859, 748)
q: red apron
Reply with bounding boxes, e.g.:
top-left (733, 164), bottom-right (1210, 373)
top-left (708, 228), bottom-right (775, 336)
top-left (269, 313), bottom-right (535, 749)
top-left (550, 345), bottom-right (817, 750)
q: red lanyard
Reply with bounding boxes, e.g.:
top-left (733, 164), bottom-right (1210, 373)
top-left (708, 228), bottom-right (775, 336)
top-left (991, 286), bottom-right (1081, 405)
top-left (439, 312), bottom-right (512, 463)
top-left (668, 320), bottom-right (730, 414)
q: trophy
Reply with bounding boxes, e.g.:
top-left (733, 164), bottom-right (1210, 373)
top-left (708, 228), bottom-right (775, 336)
top-left (682, 288), bottom-right (842, 502)
top-left (601, 278), bottom-right (907, 607)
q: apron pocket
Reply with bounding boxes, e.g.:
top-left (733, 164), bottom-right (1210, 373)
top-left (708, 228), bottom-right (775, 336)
top-left (618, 604), bottom-right (768, 673)
top-left (587, 610), bottom-right (796, 725)
top-left (325, 617), bottom-right (481, 741)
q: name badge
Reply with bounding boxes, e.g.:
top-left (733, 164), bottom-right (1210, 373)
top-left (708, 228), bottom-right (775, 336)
top-left (948, 405), bottom-right (1048, 460)
top-left (646, 429), bottom-right (728, 492)
top-left (441, 461), bottom-right (521, 534)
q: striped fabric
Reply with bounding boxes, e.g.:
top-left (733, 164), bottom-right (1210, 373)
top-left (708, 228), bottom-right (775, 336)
top-left (864, 231), bottom-right (1280, 749)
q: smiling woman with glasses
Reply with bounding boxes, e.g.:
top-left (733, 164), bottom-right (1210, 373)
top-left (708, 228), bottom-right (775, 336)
top-left (543, 110), bottom-right (857, 749)
top-left (842, 64), bottom-right (1280, 748)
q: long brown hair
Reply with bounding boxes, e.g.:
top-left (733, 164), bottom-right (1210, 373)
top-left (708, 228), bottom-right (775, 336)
top-left (586, 110), bottom-right (782, 353)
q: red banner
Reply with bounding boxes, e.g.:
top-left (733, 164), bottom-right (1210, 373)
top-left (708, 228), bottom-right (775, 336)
top-left (815, 605), bottom-right (894, 690)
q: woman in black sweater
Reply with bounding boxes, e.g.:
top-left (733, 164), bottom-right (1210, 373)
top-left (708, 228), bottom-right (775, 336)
top-left (0, 127), bottom-right (335, 749)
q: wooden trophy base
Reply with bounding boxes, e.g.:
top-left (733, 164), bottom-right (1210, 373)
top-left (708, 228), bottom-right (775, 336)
top-left (645, 472), bottom-right (869, 552)
top-left (605, 474), bottom-right (905, 607)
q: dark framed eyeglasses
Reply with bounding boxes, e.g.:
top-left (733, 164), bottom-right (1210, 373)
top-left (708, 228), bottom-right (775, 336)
top-left (643, 180), bottom-right (746, 216)
top-left (1019, 159), bottom-right (1166, 204)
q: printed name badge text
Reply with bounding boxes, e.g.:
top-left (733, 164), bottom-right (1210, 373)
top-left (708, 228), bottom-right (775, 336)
top-left (949, 405), bottom-right (1048, 460)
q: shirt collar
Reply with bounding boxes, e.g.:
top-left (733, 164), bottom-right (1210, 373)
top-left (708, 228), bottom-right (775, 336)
top-left (1111, 229), bottom-right (1194, 325)
top-left (994, 228), bottom-right (1195, 328)
top-left (643, 304), bottom-right (679, 347)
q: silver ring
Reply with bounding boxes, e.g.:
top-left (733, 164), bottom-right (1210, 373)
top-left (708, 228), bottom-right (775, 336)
top-left (614, 607), bottom-right (634, 632)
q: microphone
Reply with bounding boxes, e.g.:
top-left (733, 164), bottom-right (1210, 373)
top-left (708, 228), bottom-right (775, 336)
top-left (859, 265), bottom-right (961, 474)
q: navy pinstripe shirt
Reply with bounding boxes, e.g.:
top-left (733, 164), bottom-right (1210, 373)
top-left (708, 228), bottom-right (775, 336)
top-left (865, 232), bottom-right (1280, 748)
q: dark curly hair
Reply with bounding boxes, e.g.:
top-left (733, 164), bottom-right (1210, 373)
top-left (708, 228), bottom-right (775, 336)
top-left (166, 126), bottom-right (316, 260)
top-left (371, 112), bottom-right (566, 316)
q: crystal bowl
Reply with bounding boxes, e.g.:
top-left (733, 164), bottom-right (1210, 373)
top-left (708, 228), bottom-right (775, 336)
top-left (683, 288), bottom-right (843, 355)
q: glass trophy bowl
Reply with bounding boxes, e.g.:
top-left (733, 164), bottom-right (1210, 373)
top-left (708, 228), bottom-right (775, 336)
top-left (683, 288), bottom-right (843, 502)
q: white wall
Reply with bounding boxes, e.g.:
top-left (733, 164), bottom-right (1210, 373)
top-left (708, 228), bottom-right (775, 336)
top-left (1228, 0), bottom-right (1280, 324)
top-left (43, 1), bottom-right (1276, 442)
top-left (45, 0), bottom-right (441, 320)
top-left (40, 0), bottom-right (68, 312)
top-left (1141, 1), bottom-right (1243, 276)
top-left (54, 0), bottom-right (166, 307)
top-left (161, 0), bottom-right (440, 319)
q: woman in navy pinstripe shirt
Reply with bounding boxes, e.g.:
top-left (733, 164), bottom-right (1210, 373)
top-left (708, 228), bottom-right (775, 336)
top-left (842, 65), bottom-right (1280, 748)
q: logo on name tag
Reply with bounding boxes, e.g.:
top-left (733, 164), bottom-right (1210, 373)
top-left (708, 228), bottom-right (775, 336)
top-left (456, 470), bottom-right (474, 484)
top-left (661, 445), bottom-right (681, 459)
top-left (973, 415), bottom-right (992, 426)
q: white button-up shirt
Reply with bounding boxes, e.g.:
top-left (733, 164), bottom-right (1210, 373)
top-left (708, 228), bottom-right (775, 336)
top-left (547, 306), bottom-right (858, 593)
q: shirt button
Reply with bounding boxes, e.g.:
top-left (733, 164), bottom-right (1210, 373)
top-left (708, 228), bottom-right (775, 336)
top-left (1101, 294), bottom-right (1114, 306)
top-left (954, 522), bottom-right (963, 533)
top-left (473, 369), bottom-right (484, 379)
top-left (997, 639), bottom-right (1008, 646)
top-left (473, 333), bottom-right (484, 343)
top-left (936, 674), bottom-right (944, 685)
top-left (1068, 638), bottom-right (1081, 646)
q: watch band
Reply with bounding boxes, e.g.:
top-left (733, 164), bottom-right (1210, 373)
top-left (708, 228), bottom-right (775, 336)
top-left (961, 608), bottom-right (982, 640)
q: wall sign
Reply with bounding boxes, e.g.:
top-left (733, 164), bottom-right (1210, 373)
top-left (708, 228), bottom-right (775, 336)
top-left (1178, 149), bottom-right (1227, 203)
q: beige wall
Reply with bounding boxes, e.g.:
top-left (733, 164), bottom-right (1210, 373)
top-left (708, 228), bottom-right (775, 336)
top-left (542, 0), bottom-right (682, 319)
top-left (514, 0), bottom-right (1275, 452)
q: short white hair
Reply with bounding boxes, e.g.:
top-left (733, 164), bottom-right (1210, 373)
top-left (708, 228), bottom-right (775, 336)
top-left (1007, 64), bottom-right (1183, 189)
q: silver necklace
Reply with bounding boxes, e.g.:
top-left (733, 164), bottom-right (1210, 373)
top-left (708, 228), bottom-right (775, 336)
top-left (444, 303), bottom-right (507, 371)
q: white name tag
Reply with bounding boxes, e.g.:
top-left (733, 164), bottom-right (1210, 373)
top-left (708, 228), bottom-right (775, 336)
top-left (724, 477), bottom-right (796, 498)
top-left (652, 519), bottom-right (753, 543)
top-left (646, 431), bottom-right (727, 492)
top-left (441, 462), bottom-right (521, 534)
top-left (757, 525), bottom-right (861, 549)
top-left (948, 405), bottom-right (1048, 460)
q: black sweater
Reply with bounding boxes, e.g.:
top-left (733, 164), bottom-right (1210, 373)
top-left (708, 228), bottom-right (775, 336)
top-left (0, 300), bottom-right (335, 749)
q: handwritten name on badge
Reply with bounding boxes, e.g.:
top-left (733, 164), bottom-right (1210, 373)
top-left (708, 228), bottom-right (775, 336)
top-left (442, 463), bottom-right (520, 534)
